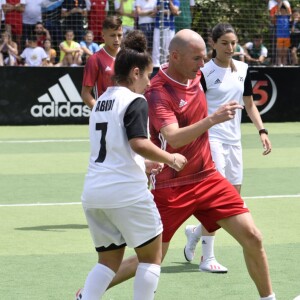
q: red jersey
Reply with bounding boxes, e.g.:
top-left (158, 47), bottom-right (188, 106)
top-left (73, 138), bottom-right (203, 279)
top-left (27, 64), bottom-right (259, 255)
top-left (88, 0), bottom-right (107, 43)
top-left (5, 0), bottom-right (23, 35)
top-left (82, 47), bottom-right (115, 99)
top-left (146, 64), bottom-right (216, 189)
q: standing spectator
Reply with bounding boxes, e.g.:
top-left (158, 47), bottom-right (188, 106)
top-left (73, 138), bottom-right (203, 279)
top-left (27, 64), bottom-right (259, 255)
top-left (86, 0), bottom-right (108, 44)
top-left (243, 34), bottom-right (268, 66)
top-left (174, 0), bottom-right (195, 33)
top-left (184, 23), bottom-right (272, 274)
top-left (135, 0), bottom-right (156, 54)
top-left (41, 0), bottom-right (63, 50)
top-left (114, 0), bottom-right (136, 35)
top-left (2, 0), bottom-right (26, 51)
top-left (290, 8), bottom-right (300, 65)
top-left (19, 34), bottom-right (48, 66)
top-left (152, 0), bottom-right (180, 68)
top-left (56, 29), bottom-right (83, 66)
top-left (0, 30), bottom-right (18, 65)
top-left (43, 38), bottom-right (56, 65)
top-left (81, 15), bottom-right (123, 108)
top-left (61, 0), bottom-right (87, 42)
top-left (80, 30), bottom-right (100, 64)
top-left (275, 2), bottom-right (291, 66)
top-left (268, 0), bottom-right (291, 64)
top-left (21, 0), bottom-right (43, 50)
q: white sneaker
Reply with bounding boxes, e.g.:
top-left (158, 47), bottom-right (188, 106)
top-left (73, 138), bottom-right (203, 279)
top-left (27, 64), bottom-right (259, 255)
top-left (75, 288), bottom-right (83, 300)
top-left (199, 256), bottom-right (228, 273)
top-left (184, 225), bottom-right (201, 262)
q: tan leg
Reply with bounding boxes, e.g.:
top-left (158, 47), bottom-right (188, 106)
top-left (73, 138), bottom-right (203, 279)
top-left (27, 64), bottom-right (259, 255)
top-left (218, 212), bottom-right (273, 297)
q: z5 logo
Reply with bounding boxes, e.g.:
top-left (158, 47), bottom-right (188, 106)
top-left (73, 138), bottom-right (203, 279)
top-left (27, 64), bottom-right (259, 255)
top-left (251, 71), bottom-right (277, 115)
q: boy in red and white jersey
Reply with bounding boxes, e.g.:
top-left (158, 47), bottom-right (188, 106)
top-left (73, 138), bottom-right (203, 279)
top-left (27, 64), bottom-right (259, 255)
top-left (81, 15), bottom-right (123, 109)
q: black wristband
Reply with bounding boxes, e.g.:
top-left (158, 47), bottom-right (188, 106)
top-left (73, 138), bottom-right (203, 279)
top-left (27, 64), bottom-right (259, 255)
top-left (259, 129), bottom-right (268, 135)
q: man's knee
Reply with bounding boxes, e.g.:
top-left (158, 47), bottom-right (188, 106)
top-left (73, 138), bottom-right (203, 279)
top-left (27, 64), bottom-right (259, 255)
top-left (244, 227), bottom-right (263, 251)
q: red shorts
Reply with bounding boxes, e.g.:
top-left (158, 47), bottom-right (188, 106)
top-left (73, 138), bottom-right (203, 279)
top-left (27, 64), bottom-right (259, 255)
top-left (152, 172), bottom-right (249, 242)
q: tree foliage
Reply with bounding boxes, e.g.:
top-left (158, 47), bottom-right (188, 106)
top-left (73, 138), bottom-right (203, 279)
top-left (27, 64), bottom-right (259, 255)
top-left (191, 0), bottom-right (300, 46)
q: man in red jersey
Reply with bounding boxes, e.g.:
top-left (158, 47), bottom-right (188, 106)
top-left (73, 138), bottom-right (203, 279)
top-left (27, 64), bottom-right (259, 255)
top-left (81, 15), bottom-right (123, 109)
top-left (80, 29), bottom-right (276, 300)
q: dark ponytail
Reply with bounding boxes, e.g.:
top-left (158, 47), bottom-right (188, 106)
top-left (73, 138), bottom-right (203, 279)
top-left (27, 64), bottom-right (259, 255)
top-left (113, 30), bottom-right (152, 84)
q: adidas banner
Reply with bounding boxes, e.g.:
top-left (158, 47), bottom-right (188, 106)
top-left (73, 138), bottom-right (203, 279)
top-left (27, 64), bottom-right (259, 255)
top-left (0, 66), bottom-right (299, 125)
top-left (0, 67), bottom-right (89, 125)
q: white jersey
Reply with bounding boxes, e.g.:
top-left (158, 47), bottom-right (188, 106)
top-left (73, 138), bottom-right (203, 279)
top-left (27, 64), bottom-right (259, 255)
top-left (201, 59), bottom-right (248, 145)
top-left (82, 86), bottom-right (149, 209)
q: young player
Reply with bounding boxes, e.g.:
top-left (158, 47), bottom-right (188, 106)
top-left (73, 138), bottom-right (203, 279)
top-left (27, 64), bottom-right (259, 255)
top-left (78, 30), bottom-right (187, 300)
top-left (81, 15), bottom-right (123, 109)
top-left (184, 23), bottom-right (272, 273)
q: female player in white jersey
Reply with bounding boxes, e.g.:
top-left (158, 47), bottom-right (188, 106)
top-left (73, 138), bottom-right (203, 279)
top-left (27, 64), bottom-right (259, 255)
top-left (79, 30), bottom-right (187, 300)
top-left (184, 23), bottom-right (272, 273)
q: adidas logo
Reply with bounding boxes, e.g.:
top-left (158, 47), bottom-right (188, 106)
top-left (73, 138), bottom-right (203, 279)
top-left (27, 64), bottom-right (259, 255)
top-left (179, 99), bottom-right (187, 108)
top-left (31, 74), bottom-right (90, 118)
top-left (202, 240), bottom-right (207, 245)
top-left (214, 79), bottom-right (222, 84)
top-left (105, 66), bottom-right (112, 72)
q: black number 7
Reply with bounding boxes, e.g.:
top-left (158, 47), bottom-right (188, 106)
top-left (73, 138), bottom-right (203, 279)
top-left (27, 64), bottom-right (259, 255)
top-left (95, 122), bottom-right (108, 163)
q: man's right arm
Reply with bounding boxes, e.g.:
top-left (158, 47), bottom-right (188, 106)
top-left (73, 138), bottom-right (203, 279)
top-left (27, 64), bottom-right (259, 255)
top-left (160, 102), bottom-right (244, 149)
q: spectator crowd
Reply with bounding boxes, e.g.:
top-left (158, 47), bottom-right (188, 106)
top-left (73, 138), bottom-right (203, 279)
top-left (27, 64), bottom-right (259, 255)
top-left (0, 0), bottom-right (300, 67)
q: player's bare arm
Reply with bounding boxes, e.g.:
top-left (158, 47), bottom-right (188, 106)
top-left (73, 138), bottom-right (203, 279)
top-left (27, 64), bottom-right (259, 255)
top-left (81, 86), bottom-right (96, 109)
top-left (243, 95), bottom-right (272, 155)
top-left (129, 137), bottom-right (187, 171)
top-left (160, 101), bottom-right (243, 149)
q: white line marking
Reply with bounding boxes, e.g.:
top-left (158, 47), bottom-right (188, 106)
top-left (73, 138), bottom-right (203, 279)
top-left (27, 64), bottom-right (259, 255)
top-left (0, 139), bottom-right (88, 144)
top-left (0, 195), bottom-right (299, 207)
top-left (0, 202), bottom-right (82, 207)
top-left (244, 194), bottom-right (300, 199)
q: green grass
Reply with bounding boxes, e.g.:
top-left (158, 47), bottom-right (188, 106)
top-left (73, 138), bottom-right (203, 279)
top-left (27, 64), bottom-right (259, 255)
top-left (0, 123), bottom-right (299, 300)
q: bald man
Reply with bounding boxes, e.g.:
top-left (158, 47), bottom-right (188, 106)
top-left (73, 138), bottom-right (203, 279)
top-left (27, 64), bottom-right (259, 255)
top-left (79, 29), bottom-right (276, 300)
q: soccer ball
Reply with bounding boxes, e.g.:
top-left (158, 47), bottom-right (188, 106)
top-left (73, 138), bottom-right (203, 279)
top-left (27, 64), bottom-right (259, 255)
top-left (293, 296), bottom-right (300, 300)
top-left (75, 288), bottom-right (83, 300)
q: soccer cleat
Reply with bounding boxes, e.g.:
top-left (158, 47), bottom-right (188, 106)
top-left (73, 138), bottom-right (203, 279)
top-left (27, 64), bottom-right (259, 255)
top-left (183, 225), bottom-right (201, 262)
top-left (199, 256), bottom-right (228, 273)
top-left (75, 288), bottom-right (83, 300)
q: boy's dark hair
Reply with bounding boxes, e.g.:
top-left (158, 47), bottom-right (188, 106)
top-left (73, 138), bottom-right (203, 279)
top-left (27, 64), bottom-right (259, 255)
top-left (102, 15), bottom-right (122, 31)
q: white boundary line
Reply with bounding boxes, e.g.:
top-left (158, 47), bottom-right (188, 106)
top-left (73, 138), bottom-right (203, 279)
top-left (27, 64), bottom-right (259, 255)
top-left (0, 194), bottom-right (299, 207)
top-left (0, 202), bottom-right (82, 207)
top-left (0, 139), bottom-right (89, 143)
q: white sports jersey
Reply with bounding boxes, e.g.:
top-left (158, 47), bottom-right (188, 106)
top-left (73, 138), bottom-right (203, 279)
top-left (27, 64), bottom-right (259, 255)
top-left (82, 86), bottom-right (149, 209)
top-left (201, 59), bottom-right (248, 145)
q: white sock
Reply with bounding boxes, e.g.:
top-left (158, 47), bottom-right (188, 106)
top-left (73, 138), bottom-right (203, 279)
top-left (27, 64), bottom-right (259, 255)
top-left (193, 224), bottom-right (202, 238)
top-left (260, 293), bottom-right (276, 300)
top-left (82, 263), bottom-right (115, 300)
top-left (133, 263), bottom-right (161, 300)
top-left (201, 236), bottom-right (215, 260)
